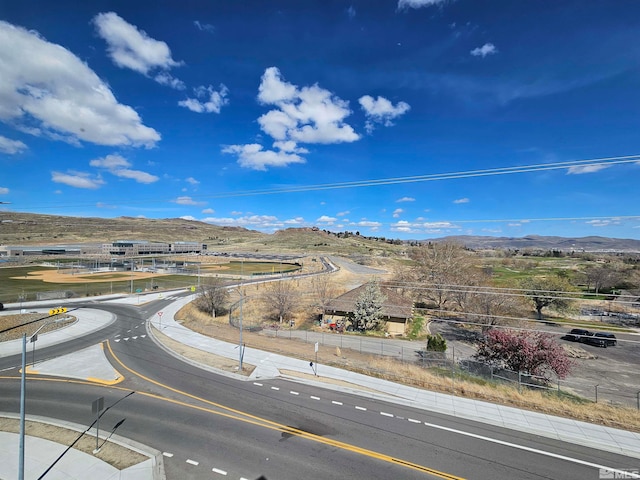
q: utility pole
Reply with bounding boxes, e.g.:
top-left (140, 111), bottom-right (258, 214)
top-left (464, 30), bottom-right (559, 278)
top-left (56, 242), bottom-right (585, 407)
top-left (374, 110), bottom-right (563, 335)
top-left (19, 334), bottom-right (26, 480)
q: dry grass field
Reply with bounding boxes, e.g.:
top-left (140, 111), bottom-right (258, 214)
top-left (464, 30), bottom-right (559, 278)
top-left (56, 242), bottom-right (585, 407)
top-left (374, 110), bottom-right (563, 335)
top-left (174, 298), bottom-right (640, 433)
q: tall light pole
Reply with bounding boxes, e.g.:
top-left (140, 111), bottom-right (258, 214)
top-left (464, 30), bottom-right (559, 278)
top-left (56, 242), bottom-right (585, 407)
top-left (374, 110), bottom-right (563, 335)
top-left (19, 334), bottom-right (26, 480)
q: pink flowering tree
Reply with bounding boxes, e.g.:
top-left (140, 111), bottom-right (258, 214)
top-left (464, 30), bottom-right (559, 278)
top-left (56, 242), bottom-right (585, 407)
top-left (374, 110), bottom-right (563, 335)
top-left (474, 329), bottom-right (573, 382)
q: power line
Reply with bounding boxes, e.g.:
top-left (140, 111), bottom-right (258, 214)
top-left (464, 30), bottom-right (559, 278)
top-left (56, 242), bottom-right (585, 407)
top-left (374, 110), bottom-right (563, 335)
top-left (6, 154), bottom-right (640, 211)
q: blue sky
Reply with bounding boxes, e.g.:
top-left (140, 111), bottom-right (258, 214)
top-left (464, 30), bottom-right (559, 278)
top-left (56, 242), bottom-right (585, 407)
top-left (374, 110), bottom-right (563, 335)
top-left (1, 0), bottom-right (640, 240)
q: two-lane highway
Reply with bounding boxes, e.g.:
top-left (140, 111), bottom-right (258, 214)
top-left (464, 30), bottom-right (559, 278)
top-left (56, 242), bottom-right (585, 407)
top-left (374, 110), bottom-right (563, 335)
top-left (1, 296), bottom-right (639, 479)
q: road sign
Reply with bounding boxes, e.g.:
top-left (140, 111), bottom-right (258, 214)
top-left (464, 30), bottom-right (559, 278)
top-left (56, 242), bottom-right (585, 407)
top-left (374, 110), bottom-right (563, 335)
top-left (49, 307), bottom-right (67, 315)
top-left (190, 286), bottom-right (196, 292)
top-left (92, 397), bottom-right (104, 414)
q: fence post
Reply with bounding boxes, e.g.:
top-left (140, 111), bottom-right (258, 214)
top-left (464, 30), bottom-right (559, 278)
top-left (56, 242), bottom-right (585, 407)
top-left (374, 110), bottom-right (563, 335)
top-left (359, 337), bottom-right (362, 354)
top-left (518, 371), bottom-right (522, 393)
top-left (595, 384), bottom-right (599, 403)
top-left (637, 391), bottom-right (639, 410)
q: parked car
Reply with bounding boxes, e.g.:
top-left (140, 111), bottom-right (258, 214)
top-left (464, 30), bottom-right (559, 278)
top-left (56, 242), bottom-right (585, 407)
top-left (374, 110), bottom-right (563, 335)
top-left (565, 328), bottom-right (590, 342)
top-left (589, 332), bottom-right (617, 347)
top-left (584, 333), bottom-right (608, 348)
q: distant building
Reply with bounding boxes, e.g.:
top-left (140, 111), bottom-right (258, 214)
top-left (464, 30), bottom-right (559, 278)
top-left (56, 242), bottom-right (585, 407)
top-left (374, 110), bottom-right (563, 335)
top-left (324, 284), bottom-right (414, 336)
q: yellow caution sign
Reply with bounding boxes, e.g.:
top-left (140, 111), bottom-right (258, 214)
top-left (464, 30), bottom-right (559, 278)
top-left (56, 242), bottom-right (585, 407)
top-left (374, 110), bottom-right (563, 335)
top-left (49, 307), bottom-right (67, 315)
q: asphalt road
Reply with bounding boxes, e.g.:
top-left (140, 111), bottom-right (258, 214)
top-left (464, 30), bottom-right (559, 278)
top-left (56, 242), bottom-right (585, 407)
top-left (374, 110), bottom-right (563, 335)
top-left (1, 297), bottom-right (639, 479)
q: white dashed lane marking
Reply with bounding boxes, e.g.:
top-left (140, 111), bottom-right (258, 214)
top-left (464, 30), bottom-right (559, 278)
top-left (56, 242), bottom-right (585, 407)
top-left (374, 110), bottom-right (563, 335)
top-left (380, 412), bottom-right (394, 417)
top-left (310, 396), bottom-right (320, 400)
top-left (355, 406), bottom-right (367, 411)
top-left (186, 459), bottom-right (199, 466)
top-left (162, 452), bottom-right (173, 457)
top-left (332, 401), bottom-right (343, 405)
top-left (271, 386), bottom-right (279, 391)
top-left (290, 391), bottom-right (299, 395)
top-left (212, 467), bottom-right (228, 475)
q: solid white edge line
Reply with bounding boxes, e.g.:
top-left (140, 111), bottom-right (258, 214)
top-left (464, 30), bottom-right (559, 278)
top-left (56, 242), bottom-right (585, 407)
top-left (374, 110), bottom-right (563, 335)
top-left (422, 421), bottom-right (640, 478)
top-left (212, 467), bottom-right (228, 475)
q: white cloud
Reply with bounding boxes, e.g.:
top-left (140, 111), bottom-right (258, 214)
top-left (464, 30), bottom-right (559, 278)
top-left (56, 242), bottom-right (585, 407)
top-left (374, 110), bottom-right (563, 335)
top-left (89, 154), bottom-right (130, 169)
top-left (193, 21), bottom-right (215, 33)
top-left (202, 214), bottom-right (282, 229)
top-left (336, 210), bottom-right (350, 217)
top-left (316, 215), bottom-right (337, 224)
top-left (174, 196), bottom-right (206, 205)
top-left (51, 171), bottom-right (104, 189)
top-left (227, 67), bottom-right (359, 170)
top-left (398, 0), bottom-right (448, 9)
top-left (258, 67), bottom-right (360, 144)
top-left (396, 196), bottom-right (415, 203)
top-left (180, 215), bottom-right (197, 221)
top-left (222, 143), bottom-right (306, 171)
top-left (179, 85), bottom-right (229, 113)
top-left (0, 21), bottom-right (160, 147)
top-left (111, 168), bottom-right (158, 184)
top-left (89, 154), bottom-right (159, 184)
top-left (202, 208), bottom-right (215, 214)
top-left (186, 177), bottom-right (200, 185)
top-left (470, 43), bottom-right (497, 58)
top-left (347, 6), bottom-right (356, 19)
top-left (0, 135), bottom-right (27, 154)
top-left (453, 197), bottom-right (470, 204)
top-left (393, 208), bottom-right (404, 218)
top-left (566, 164), bottom-right (611, 174)
top-left (154, 72), bottom-right (185, 90)
top-left (391, 219), bottom-right (459, 233)
top-left (586, 219), bottom-right (620, 227)
top-left (93, 12), bottom-right (182, 79)
top-left (284, 217), bottom-right (305, 225)
top-left (356, 220), bottom-right (382, 227)
top-left (0, 187), bottom-right (9, 194)
top-left (358, 95), bottom-right (410, 133)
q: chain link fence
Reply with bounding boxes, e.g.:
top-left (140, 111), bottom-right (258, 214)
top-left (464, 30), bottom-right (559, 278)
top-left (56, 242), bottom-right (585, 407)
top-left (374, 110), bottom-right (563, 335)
top-left (255, 328), bottom-right (640, 409)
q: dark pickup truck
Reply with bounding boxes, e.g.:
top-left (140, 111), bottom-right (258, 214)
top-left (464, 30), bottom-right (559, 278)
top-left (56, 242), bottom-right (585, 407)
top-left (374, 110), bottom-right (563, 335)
top-left (565, 328), bottom-right (591, 342)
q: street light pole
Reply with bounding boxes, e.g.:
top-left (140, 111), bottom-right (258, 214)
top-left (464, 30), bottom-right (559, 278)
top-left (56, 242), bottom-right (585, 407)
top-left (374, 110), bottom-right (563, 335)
top-left (19, 334), bottom-right (26, 480)
top-left (239, 289), bottom-right (244, 371)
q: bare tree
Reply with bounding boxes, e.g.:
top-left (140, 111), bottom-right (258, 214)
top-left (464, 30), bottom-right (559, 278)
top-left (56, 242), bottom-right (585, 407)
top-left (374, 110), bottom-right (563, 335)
top-left (583, 264), bottom-right (620, 294)
top-left (262, 280), bottom-right (301, 322)
top-left (312, 274), bottom-right (338, 318)
top-left (466, 287), bottom-right (520, 331)
top-left (194, 278), bottom-right (230, 316)
top-left (409, 242), bottom-right (474, 309)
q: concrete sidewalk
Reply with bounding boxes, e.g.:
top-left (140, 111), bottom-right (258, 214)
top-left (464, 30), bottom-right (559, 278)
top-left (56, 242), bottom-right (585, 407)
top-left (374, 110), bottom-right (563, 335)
top-left (0, 414), bottom-right (163, 480)
top-left (152, 295), bottom-right (640, 460)
top-left (3, 291), bottom-right (640, 480)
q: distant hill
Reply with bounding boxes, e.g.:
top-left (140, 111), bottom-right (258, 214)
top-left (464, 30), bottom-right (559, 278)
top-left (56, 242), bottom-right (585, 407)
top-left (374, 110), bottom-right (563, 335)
top-left (1, 212), bottom-right (639, 254)
top-left (437, 235), bottom-right (640, 252)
